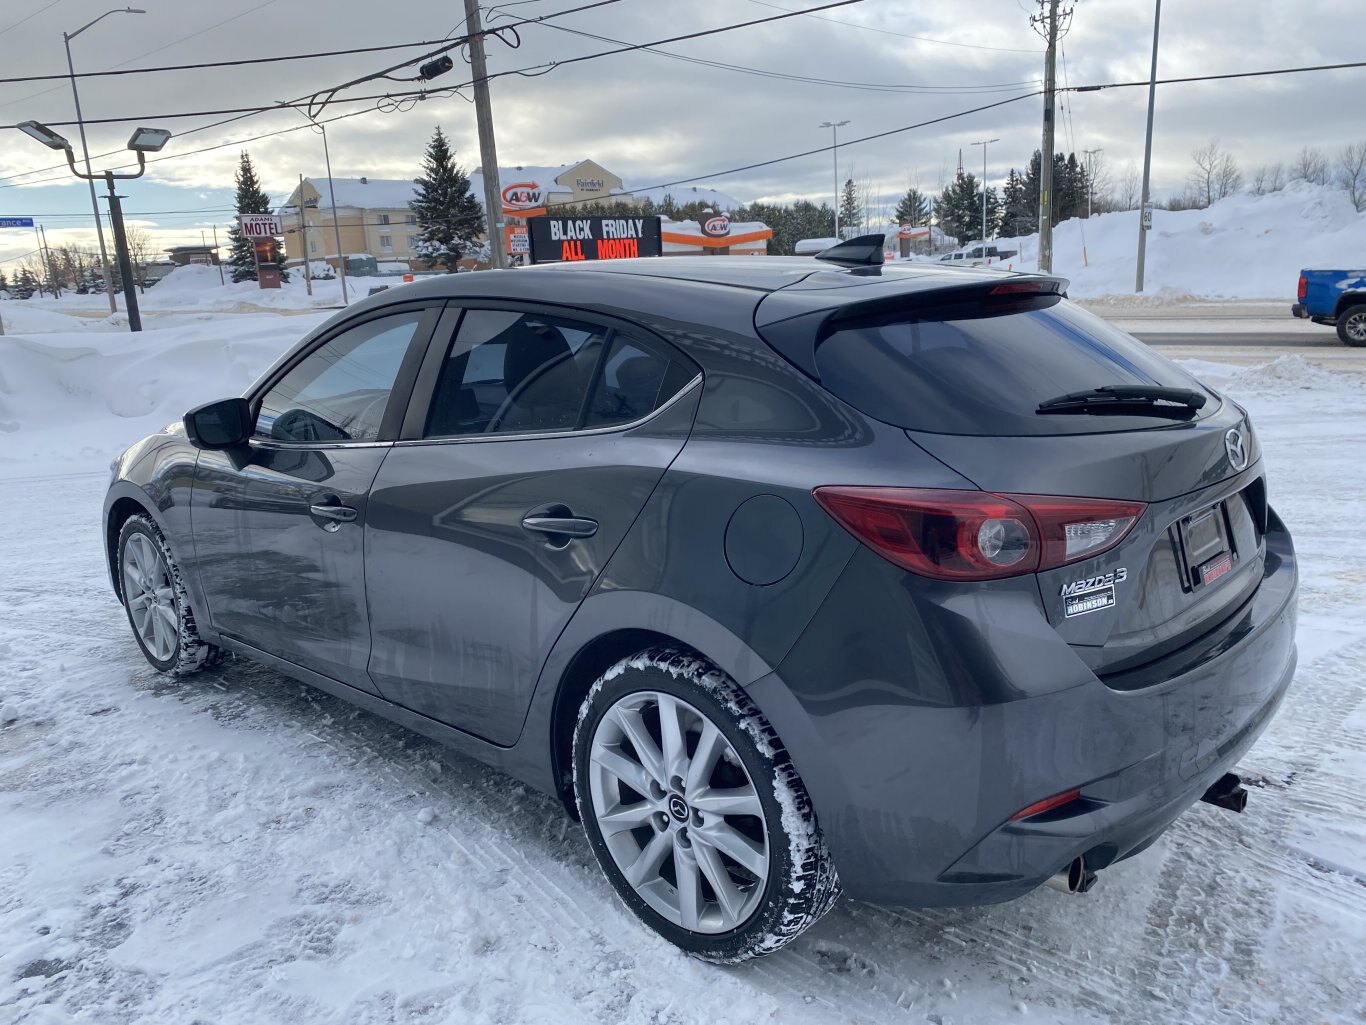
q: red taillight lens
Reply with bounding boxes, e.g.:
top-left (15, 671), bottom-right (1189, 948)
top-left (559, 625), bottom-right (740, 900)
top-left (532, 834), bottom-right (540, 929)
top-left (812, 487), bottom-right (1146, 582)
top-left (1009, 787), bottom-right (1082, 821)
top-left (1297, 275), bottom-right (1308, 301)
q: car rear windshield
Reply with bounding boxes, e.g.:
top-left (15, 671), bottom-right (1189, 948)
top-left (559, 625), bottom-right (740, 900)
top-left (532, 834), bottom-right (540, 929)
top-left (812, 296), bottom-right (1217, 436)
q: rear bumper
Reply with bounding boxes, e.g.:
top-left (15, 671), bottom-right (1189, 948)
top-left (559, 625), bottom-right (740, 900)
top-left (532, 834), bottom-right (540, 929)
top-left (749, 510), bottom-right (1297, 905)
top-left (1291, 303), bottom-right (1308, 319)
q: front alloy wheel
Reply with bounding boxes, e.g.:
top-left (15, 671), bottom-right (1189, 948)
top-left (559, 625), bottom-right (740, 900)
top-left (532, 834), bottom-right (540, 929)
top-left (574, 648), bottom-right (841, 963)
top-left (122, 532), bottom-right (179, 663)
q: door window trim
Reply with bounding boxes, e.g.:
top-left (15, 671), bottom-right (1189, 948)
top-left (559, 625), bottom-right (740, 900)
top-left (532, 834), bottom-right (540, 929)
top-left (247, 301), bottom-right (445, 447)
top-left (398, 300), bottom-right (700, 444)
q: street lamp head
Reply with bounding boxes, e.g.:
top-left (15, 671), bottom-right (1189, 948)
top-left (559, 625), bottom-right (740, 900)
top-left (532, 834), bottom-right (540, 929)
top-left (17, 120), bottom-right (72, 151)
top-left (819, 120), bottom-right (850, 129)
top-left (127, 126), bottom-right (172, 153)
top-left (125, 7), bottom-right (148, 13)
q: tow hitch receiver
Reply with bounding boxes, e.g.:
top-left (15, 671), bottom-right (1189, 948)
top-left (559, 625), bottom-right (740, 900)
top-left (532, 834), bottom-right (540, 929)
top-left (1200, 772), bottom-right (1249, 813)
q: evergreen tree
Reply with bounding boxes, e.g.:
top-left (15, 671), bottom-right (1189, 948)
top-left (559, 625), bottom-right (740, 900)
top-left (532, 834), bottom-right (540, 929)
top-left (227, 151), bottom-right (287, 283)
top-left (893, 186), bottom-right (930, 225)
top-left (0, 268), bottom-right (8, 293)
top-left (937, 171), bottom-right (999, 244)
top-left (14, 268), bottom-right (36, 299)
top-left (999, 169), bottom-right (1036, 238)
top-left (838, 178), bottom-right (860, 237)
top-left (410, 126), bottom-right (485, 271)
top-left (658, 193), bottom-right (680, 219)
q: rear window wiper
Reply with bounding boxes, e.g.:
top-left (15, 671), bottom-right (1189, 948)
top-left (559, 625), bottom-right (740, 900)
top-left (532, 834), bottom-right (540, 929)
top-left (1036, 385), bottom-right (1207, 418)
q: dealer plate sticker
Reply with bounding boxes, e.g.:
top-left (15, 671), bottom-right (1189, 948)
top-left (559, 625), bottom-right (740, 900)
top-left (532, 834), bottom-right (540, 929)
top-left (1064, 584), bottom-right (1116, 618)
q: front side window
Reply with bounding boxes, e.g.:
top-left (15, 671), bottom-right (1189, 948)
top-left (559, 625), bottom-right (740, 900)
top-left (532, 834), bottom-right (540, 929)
top-left (256, 311), bottom-right (423, 443)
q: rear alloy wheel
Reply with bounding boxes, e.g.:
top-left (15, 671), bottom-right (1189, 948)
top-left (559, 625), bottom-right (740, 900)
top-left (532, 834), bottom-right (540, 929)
top-left (573, 647), bottom-right (840, 963)
top-left (1336, 304), bottom-right (1366, 346)
top-left (118, 514), bottom-right (222, 675)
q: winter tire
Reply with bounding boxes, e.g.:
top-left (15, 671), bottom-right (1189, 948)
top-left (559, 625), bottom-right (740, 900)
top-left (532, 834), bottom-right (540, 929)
top-left (117, 513), bottom-right (223, 675)
top-left (1336, 304), bottom-right (1366, 346)
top-left (573, 647), bottom-right (841, 963)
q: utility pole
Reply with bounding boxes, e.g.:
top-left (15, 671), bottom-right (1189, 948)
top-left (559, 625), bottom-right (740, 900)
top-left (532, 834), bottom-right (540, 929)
top-left (297, 173), bottom-right (312, 297)
top-left (40, 225), bottom-right (60, 298)
top-left (464, 0), bottom-right (507, 270)
top-left (1035, 0), bottom-right (1061, 272)
top-left (971, 138), bottom-right (999, 249)
top-left (103, 174), bottom-right (142, 331)
top-left (1135, 0), bottom-right (1162, 293)
top-left (212, 224), bottom-right (225, 285)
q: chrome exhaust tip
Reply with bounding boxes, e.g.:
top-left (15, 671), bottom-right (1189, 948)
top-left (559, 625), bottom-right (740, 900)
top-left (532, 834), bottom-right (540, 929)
top-left (1045, 857), bottom-right (1098, 894)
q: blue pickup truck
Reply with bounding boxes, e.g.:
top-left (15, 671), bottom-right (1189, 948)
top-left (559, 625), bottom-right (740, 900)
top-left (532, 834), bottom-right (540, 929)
top-left (1293, 269), bottom-right (1366, 346)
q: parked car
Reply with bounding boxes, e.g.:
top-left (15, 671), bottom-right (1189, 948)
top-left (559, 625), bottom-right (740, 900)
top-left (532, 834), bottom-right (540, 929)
top-left (1292, 267), bottom-right (1366, 345)
top-left (939, 243), bottom-right (1019, 267)
top-left (105, 240), bottom-right (1297, 963)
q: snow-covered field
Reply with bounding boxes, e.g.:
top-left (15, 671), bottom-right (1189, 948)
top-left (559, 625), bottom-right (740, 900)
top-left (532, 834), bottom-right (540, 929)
top-left (2, 292), bottom-right (1365, 1023)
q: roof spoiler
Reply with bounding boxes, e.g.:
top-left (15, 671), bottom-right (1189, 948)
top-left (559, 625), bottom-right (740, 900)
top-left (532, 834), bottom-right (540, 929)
top-left (815, 234), bottom-right (885, 268)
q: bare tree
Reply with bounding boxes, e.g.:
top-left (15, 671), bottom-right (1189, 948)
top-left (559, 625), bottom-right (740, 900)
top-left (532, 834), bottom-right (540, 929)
top-left (1250, 162), bottom-right (1286, 195)
top-left (1187, 139), bottom-right (1242, 208)
top-left (1291, 145), bottom-right (1331, 186)
top-left (1117, 160), bottom-right (1141, 210)
top-left (1336, 142), bottom-right (1366, 212)
top-left (1083, 149), bottom-right (1114, 211)
top-left (124, 226), bottom-right (155, 293)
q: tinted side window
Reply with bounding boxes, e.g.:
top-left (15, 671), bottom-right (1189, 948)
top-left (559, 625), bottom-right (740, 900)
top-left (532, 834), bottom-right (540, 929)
top-left (256, 310), bottom-right (423, 443)
top-left (582, 334), bottom-right (695, 430)
top-left (425, 310), bottom-right (606, 437)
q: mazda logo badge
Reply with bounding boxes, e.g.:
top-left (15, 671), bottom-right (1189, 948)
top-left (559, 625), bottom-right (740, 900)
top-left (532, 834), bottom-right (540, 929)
top-left (667, 795), bottom-right (689, 822)
top-left (1225, 427), bottom-right (1248, 471)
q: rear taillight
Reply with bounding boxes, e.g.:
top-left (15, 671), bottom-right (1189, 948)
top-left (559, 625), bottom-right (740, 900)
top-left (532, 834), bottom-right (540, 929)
top-left (813, 487), bottom-right (1145, 582)
top-left (1297, 275), bottom-right (1308, 301)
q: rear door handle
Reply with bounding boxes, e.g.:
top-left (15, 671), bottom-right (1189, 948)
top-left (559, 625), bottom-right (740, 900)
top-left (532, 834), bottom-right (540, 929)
top-left (521, 514), bottom-right (598, 539)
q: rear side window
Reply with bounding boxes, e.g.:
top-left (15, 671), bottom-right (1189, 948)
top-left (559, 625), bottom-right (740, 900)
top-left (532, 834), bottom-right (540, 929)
top-left (812, 297), bottom-right (1215, 436)
top-left (424, 310), bottom-right (696, 438)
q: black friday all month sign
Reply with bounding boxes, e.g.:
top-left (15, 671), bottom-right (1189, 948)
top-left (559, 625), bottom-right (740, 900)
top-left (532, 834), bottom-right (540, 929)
top-left (528, 216), bottom-right (663, 263)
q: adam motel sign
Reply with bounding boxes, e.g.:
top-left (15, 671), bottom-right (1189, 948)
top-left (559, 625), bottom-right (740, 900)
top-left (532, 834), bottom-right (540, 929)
top-left (237, 213), bottom-right (282, 238)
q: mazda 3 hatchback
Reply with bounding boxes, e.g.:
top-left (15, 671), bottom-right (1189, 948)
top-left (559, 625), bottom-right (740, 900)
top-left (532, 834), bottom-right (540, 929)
top-left (104, 241), bottom-right (1297, 962)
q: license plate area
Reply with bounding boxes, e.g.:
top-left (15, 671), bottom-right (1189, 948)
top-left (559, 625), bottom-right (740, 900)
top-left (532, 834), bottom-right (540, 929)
top-left (1175, 501), bottom-right (1238, 592)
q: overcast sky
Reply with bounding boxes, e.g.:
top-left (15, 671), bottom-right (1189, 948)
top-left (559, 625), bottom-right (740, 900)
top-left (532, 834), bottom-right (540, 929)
top-left (0, 0), bottom-right (1359, 268)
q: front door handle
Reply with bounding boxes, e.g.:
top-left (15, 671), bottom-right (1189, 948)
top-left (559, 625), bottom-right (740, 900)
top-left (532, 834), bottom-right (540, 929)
top-left (521, 514), bottom-right (598, 539)
top-left (309, 495), bottom-right (358, 531)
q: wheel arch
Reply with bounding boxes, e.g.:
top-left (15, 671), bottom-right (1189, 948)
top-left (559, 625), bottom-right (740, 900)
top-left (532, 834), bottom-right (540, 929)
top-left (104, 484), bottom-right (161, 600)
top-left (532, 590), bottom-right (777, 815)
top-left (1333, 292), bottom-right (1366, 318)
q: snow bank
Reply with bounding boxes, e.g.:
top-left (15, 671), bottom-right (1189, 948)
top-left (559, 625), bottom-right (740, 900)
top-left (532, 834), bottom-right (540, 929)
top-left (999, 181), bottom-right (1366, 300)
top-left (0, 304), bottom-right (100, 334)
top-left (0, 313), bottom-right (331, 476)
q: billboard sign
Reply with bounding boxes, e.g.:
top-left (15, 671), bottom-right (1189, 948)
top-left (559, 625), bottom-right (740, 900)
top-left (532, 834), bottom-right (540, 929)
top-left (501, 182), bottom-right (546, 216)
top-left (238, 213), bottom-right (282, 238)
top-left (701, 213), bottom-right (731, 238)
top-left (528, 216), bottom-right (662, 263)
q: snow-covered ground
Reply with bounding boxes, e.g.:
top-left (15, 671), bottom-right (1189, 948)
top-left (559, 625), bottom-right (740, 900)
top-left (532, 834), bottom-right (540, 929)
top-left (997, 181), bottom-right (1366, 300)
top-left (2, 295), bottom-right (1365, 1023)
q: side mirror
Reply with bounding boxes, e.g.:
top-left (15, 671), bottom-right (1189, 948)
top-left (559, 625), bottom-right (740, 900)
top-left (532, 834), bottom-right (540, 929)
top-left (184, 397), bottom-right (252, 449)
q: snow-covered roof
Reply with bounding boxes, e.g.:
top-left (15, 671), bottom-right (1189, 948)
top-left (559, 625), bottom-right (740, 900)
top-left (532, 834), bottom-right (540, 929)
top-left (285, 168), bottom-right (743, 214)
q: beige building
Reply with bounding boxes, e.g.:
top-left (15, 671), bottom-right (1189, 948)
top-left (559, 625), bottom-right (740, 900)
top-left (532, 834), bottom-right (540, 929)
top-left (277, 159), bottom-right (745, 270)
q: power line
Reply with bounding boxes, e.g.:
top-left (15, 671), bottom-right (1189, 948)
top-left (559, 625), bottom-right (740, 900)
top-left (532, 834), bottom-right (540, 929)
top-left (0, 0), bottom-right (62, 38)
top-left (0, 37), bottom-right (481, 85)
top-left (522, 16), bottom-right (1039, 94)
top-left (1067, 59), bottom-right (1366, 92)
top-left (745, 0), bottom-right (1044, 54)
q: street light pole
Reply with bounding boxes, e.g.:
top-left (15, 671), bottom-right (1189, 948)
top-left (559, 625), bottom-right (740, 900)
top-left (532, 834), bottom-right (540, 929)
top-left (819, 120), bottom-right (849, 240)
top-left (64, 8), bottom-right (144, 315)
top-left (971, 138), bottom-right (999, 248)
top-left (1135, 0), bottom-right (1161, 292)
top-left (1083, 147), bottom-right (1103, 218)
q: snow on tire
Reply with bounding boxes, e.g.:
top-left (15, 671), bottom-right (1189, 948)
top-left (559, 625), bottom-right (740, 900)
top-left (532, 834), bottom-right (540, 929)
top-left (117, 513), bottom-right (223, 676)
top-left (572, 646), bottom-right (841, 963)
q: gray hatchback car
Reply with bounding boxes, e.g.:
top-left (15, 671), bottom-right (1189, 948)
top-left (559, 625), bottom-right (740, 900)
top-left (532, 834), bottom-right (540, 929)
top-left (104, 241), bottom-right (1297, 962)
